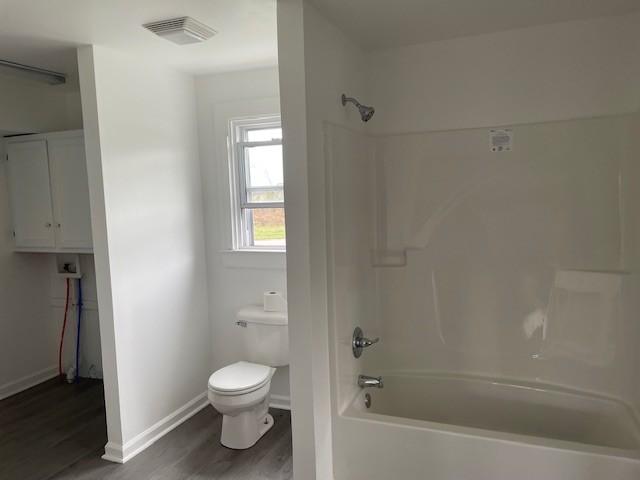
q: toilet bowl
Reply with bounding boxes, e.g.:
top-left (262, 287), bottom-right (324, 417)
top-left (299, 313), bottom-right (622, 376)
top-left (208, 305), bottom-right (288, 450)
top-left (208, 361), bottom-right (277, 449)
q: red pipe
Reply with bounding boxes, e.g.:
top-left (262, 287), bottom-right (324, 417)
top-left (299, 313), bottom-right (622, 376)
top-left (58, 278), bottom-right (70, 381)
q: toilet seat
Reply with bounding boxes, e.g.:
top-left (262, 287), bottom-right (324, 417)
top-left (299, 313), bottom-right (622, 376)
top-left (208, 361), bottom-right (271, 395)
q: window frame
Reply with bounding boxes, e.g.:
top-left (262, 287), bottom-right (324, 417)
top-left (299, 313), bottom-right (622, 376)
top-left (228, 115), bottom-right (285, 251)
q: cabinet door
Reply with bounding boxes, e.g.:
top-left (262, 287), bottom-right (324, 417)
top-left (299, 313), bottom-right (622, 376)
top-left (48, 136), bottom-right (93, 249)
top-left (5, 140), bottom-right (55, 248)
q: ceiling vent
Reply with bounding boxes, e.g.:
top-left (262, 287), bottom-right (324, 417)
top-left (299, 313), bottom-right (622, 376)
top-left (143, 17), bottom-right (217, 45)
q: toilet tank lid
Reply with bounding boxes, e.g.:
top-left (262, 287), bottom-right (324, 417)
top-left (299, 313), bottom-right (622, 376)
top-left (237, 305), bottom-right (288, 326)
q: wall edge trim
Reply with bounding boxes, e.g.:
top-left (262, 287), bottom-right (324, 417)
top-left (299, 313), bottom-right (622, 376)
top-left (102, 391), bottom-right (209, 464)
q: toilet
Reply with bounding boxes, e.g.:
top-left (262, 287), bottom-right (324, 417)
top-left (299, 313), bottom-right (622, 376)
top-left (207, 305), bottom-right (288, 449)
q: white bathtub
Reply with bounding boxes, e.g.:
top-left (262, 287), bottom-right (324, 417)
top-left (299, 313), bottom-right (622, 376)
top-left (335, 373), bottom-right (640, 480)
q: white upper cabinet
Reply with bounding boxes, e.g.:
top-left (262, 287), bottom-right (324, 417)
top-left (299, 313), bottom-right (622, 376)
top-left (48, 136), bottom-right (92, 249)
top-left (4, 131), bottom-right (92, 252)
top-left (5, 140), bottom-right (56, 249)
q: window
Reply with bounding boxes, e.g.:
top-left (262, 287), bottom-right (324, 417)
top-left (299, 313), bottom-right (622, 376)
top-left (229, 116), bottom-right (285, 250)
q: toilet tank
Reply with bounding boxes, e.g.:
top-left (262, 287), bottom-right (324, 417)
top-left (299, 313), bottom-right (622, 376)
top-left (236, 306), bottom-right (289, 367)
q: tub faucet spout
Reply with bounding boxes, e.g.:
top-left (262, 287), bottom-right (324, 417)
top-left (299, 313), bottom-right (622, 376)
top-left (358, 374), bottom-right (383, 388)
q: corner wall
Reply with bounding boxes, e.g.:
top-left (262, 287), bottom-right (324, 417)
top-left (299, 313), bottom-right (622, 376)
top-left (278, 0), bottom-right (368, 478)
top-left (78, 45), bottom-right (210, 461)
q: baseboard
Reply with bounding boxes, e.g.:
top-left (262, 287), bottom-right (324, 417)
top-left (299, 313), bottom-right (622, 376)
top-left (270, 394), bottom-right (291, 410)
top-left (101, 442), bottom-right (124, 463)
top-left (0, 366), bottom-right (58, 401)
top-left (102, 391), bottom-right (209, 464)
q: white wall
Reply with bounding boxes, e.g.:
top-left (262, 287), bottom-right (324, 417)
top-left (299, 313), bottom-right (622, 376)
top-left (78, 45), bottom-right (210, 459)
top-left (0, 77), bottom-right (75, 133)
top-left (194, 67), bottom-right (290, 404)
top-left (366, 13), bottom-right (640, 135)
top-left (278, 0), bottom-right (368, 477)
top-left (0, 76), bottom-right (82, 398)
top-left (65, 91), bottom-right (84, 130)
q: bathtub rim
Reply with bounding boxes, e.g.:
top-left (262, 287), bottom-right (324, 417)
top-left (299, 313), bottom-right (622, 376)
top-left (374, 370), bottom-right (640, 410)
top-left (341, 371), bottom-right (640, 463)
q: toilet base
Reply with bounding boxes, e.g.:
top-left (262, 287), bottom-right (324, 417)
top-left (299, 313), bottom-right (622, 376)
top-left (221, 411), bottom-right (274, 449)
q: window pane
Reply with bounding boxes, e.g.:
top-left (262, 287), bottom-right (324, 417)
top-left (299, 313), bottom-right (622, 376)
top-left (245, 145), bottom-right (284, 198)
top-left (246, 208), bottom-right (286, 247)
top-left (247, 186), bottom-right (284, 203)
top-left (246, 127), bottom-right (282, 142)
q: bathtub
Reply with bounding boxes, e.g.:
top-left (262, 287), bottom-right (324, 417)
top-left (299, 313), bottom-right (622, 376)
top-left (334, 373), bottom-right (640, 480)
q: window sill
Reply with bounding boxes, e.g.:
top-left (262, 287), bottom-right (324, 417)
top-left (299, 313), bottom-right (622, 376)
top-left (220, 249), bottom-right (286, 269)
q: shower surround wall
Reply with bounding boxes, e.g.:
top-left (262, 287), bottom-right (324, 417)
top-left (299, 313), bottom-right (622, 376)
top-left (369, 114), bottom-right (640, 401)
top-left (326, 116), bottom-right (640, 479)
top-left (278, 3), bottom-right (640, 478)
top-left (356, 13), bottom-right (640, 417)
top-left (327, 112), bottom-right (640, 412)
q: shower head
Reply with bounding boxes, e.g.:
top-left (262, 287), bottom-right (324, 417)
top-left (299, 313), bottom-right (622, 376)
top-left (341, 94), bottom-right (375, 122)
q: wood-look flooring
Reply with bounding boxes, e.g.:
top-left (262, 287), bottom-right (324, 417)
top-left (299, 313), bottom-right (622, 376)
top-left (0, 378), bottom-right (292, 480)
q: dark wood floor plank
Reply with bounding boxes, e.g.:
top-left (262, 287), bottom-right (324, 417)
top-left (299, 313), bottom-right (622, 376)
top-left (275, 456), bottom-right (294, 480)
top-left (0, 379), bottom-right (292, 480)
top-left (0, 394), bottom-right (106, 466)
top-left (249, 424), bottom-right (293, 479)
top-left (7, 413), bottom-right (107, 480)
top-left (48, 448), bottom-right (120, 480)
top-left (220, 410), bottom-right (292, 480)
top-left (102, 408), bottom-right (223, 480)
top-left (166, 434), bottom-right (241, 480)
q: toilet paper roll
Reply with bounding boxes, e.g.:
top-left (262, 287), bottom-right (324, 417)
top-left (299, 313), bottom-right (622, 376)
top-left (263, 291), bottom-right (287, 312)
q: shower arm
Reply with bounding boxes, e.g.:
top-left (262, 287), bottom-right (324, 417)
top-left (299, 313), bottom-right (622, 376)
top-left (342, 94), bottom-right (359, 107)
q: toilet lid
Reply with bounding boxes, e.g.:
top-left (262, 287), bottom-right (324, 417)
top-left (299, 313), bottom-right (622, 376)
top-left (208, 361), bottom-right (271, 393)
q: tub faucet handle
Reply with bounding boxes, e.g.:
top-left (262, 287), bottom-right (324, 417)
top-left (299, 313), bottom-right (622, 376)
top-left (360, 336), bottom-right (379, 347)
top-left (352, 327), bottom-right (379, 358)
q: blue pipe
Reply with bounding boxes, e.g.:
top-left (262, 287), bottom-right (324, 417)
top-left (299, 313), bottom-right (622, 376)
top-left (75, 278), bottom-right (82, 383)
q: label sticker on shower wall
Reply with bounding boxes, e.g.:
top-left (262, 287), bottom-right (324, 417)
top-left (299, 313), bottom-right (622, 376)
top-left (490, 128), bottom-right (513, 152)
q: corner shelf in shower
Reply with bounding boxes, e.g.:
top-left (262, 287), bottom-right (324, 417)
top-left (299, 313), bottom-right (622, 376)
top-left (370, 250), bottom-right (407, 268)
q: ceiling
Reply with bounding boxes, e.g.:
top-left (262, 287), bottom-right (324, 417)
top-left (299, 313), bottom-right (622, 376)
top-left (0, 0), bottom-right (277, 89)
top-left (309, 0), bottom-right (640, 51)
top-left (2, 0), bottom-right (638, 91)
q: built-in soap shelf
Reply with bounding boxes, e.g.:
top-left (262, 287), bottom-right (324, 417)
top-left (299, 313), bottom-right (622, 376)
top-left (370, 250), bottom-right (407, 268)
top-left (553, 269), bottom-right (631, 294)
top-left (556, 269), bottom-right (632, 275)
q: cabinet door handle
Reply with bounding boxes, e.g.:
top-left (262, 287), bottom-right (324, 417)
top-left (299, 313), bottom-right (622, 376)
top-left (45, 222), bottom-right (52, 228)
top-left (55, 223), bottom-right (61, 228)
